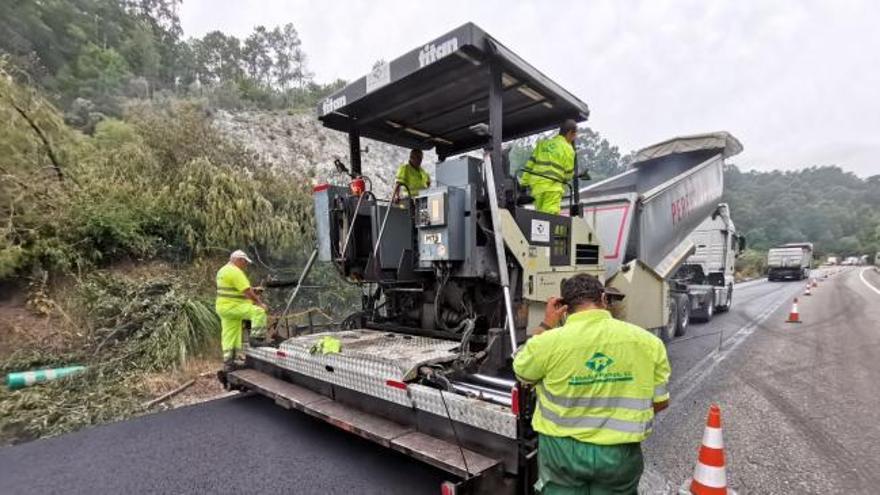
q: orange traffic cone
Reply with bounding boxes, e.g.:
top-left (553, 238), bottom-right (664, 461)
top-left (682, 404), bottom-right (735, 494)
top-left (787, 298), bottom-right (801, 323)
top-left (804, 283), bottom-right (812, 296)
top-left (811, 279), bottom-right (818, 288)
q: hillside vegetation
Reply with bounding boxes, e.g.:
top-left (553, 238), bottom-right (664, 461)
top-left (724, 165), bottom-right (880, 258)
top-left (1, 0), bottom-right (878, 443)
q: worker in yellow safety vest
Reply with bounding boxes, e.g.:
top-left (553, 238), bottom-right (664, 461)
top-left (520, 120), bottom-right (578, 215)
top-left (393, 149), bottom-right (431, 201)
top-left (215, 250), bottom-right (268, 372)
top-left (513, 273), bottom-right (671, 495)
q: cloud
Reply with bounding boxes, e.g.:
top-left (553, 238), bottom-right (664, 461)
top-left (180, 0), bottom-right (880, 177)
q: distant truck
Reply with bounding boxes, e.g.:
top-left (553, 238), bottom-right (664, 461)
top-left (767, 243), bottom-right (813, 281)
top-left (827, 256), bottom-right (838, 265)
top-left (671, 204), bottom-right (745, 325)
top-left (842, 256), bottom-right (860, 266)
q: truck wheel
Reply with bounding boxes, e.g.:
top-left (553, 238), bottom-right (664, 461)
top-left (675, 293), bottom-right (689, 336)
top-left (662, 297), bottom-right (678, 343)
top-left (717, 285), bottom-right (733, 312)
top-left (702, 299), bottom-right (714, 322)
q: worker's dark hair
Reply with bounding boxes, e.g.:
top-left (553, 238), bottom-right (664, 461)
top-left (410, 149), bottom-right (423, 157)
top-left (561, 273), bottom-right (605, 308)
top-left (559, 119), bottom-right (578, 136)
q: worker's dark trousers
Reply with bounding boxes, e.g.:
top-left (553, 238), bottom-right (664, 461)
top-left (536, 435), bottom-right (643, 495)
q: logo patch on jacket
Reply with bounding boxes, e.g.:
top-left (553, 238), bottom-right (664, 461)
top-left (569, 352), bottom-right (633, 386)
top-left (586, 352), bottom-right (614, 372)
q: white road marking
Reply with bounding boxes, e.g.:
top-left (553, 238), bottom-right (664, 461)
top-left (734, 278), bottom-right (766, 289)
top-left (859, 268), bottom-right (880, 295)
top-left (662, 288), bottom-right (793, 417)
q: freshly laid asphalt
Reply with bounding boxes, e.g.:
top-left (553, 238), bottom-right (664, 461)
top-left (2, 271), bottom-right (872, 494)
top-left (0, 393), bottom-right (447, 494)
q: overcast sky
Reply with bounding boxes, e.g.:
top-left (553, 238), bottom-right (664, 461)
top-left (181, 0), bottom-right (880, 177)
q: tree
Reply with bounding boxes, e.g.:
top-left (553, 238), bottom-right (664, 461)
top-left (242, 26), bottom-right (273, 86)
top-left (574, 127), bottom-right (626, 181)
top-left (191, 31), bottom-right (242, 84)
top-left (269, 23), bottom-right (310, 94)
top-left (121, 21), bottom-right (161, 95)
top-left (57, 43), bottom-right (131, 112)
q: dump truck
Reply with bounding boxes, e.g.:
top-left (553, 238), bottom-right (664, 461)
top-left (579, 135), bottom-right (743, 340)
top-left (223, 23), bottom-right (743, 494)
top-left (767, 242), bottom-right (813, 281)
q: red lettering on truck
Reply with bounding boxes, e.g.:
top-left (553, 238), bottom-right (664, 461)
top-left (671, 193), bottom-right (692, 224)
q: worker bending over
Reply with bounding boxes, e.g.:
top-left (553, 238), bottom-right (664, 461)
top-left (513, 274), bottom-right (671, 495)
top-left (520, 120), bottom-right (578, 215)
top-left (215, 250), bottom-right (268, 372)
top-left (393, 149), bottom-right (431, 201)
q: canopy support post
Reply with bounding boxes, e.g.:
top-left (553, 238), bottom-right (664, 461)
top-left (349, 129), bottom-right (362, 176)
top-left (488, 54), bottom-right (507, 208)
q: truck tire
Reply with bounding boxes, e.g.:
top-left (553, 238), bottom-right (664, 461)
top-left (717, 285), bottom-right (733, 312)
top-left (662, 297), bottom-right (678, 343)
top-left (701, 298), bottom-right (714, 322)
top-left (675, 293), bottom-right (690, 336)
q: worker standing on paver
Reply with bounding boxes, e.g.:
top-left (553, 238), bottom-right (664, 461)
top-left (513, 273), bottom-right (671, 494)
top-left (215, 250), bottom-right (268, 372)
top-left (393, 149), bottom-right (431, 201)
top-left (520, 119), bottom-right (578, 215)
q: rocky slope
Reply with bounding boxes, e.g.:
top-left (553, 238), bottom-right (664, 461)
top-left (213, 109), bottom-right (437, 196)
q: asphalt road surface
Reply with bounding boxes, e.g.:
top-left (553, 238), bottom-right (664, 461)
top-left (645, 267), bottom-right (880, 493)
top-left (0, 392), bottom-right (448, 494)
top-left (1, 269), bottom-right (876, 494)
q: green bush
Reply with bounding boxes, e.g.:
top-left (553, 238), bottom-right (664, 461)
top-left (735, 249), bottom-right (767, 280)
top-left (1, 70), bottom-right (315, 279)
top-left (0, 273), bottom-right (220, 442)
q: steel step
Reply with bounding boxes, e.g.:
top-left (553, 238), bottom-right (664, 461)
top-left (228, 369), bottom-right (501, 478)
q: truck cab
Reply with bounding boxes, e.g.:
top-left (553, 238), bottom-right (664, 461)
top-left (674, 204), bottom-right (745, 325)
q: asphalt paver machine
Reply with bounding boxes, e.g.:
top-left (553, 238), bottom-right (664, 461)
top-left (227, 23), bottom-right (742, 493)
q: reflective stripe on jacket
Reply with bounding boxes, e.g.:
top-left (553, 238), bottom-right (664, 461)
top-left (520, 134), bottom-right (575, 194)
top-left (513, 309), bottom-right (671, 445)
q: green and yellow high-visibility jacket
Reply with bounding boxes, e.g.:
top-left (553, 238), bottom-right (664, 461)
top-left (520, 134), bottom-right (576, 195)
top-left (215, 263), bottom-right (251, 309)
top-left (513, 309), bottom-right (671, 445)
top-left (395, 162), bottom-right (430, 197)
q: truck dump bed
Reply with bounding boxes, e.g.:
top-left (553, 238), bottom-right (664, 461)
top-left (579, 132), bottom-right (743, 279)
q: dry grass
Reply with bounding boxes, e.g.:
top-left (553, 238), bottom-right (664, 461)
top-left (140, 355), bottom-right (228, 409)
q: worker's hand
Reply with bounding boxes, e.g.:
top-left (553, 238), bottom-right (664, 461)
top-left (543, 296), bottom-right (567, 328)
top-left (257, 302), bottom-right (269, 312)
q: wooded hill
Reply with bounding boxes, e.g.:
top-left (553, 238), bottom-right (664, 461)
top-left (723, 165), bottom-right (880, 258)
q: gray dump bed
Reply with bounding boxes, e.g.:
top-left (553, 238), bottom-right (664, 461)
top-left (579, 132), bottom-right (743, 278)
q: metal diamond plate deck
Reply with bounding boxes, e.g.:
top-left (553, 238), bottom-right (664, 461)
top-left (279, 329), bottom-right (460, 380)
top-left (245, 329), bottom-right (518, 439)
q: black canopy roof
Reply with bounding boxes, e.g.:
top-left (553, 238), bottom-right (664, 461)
top-left (317, 23), bottom-right (590, 158)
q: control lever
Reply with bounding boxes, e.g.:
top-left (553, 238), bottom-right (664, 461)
top-left (333, 157), bottom-right (353, 177)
